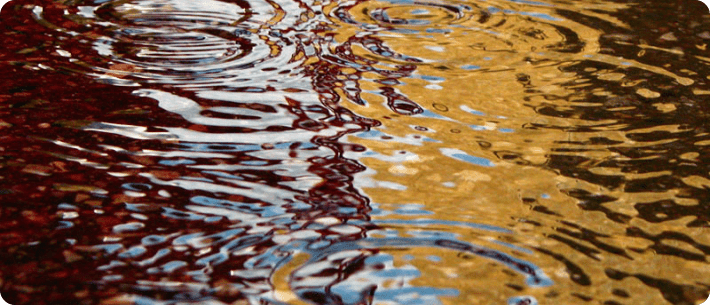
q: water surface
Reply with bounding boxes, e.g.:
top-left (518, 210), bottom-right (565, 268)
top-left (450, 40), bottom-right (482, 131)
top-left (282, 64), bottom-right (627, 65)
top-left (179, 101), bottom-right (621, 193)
top-left (1, 0), bottom-right (710, 304)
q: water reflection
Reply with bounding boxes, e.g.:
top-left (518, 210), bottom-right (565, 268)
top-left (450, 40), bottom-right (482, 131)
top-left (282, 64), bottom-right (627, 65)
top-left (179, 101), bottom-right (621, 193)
top-left (334, 0), bottom-right (710, 303)
top-left (2, 0), bottom-right (710, 304)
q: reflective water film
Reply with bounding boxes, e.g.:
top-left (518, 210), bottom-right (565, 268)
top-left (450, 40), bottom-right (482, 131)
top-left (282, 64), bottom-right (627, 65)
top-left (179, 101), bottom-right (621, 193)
top-left (1, 0), bottom-right (710, 304)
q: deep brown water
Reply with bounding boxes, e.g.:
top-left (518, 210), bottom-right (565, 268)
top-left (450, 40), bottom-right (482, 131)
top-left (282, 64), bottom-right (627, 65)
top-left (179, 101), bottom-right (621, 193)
top-left (1, 0), bottom-right (710, 304)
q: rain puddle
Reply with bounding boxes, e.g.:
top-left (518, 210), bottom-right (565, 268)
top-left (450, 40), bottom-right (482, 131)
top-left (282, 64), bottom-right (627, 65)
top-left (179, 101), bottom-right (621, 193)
top-left (1, 0), bottom-right (710, 304)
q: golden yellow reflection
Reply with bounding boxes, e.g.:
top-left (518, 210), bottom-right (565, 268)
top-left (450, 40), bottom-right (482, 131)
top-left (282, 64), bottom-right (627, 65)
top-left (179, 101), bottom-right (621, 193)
top-left (322, 0), bottom-right (710, 303)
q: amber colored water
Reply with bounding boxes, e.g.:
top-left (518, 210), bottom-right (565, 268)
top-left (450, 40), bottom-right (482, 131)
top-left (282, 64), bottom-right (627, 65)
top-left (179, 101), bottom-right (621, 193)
top-left (1, 0), bottom-right (710, 304)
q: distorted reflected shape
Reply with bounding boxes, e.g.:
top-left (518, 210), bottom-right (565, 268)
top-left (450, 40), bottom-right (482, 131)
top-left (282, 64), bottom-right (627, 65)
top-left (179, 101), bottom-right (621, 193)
top-left (368, 1), bottom-right (471, 26)
top-left (331, 0), bottom-right (473, 29)
top-left (107, 31), bottom-right (247, 67)
top-left (355, 128), bottom-right (438, 145)
top-left (372, 218), bottom-right (511, 233)
top-left (325, 0), bottom-right (594, 67)
top-left (90, 0), bottom-right (289, 86)
top-left (287, 236), bottom-right (552, 304)
top-left (508, 295), bottom-right (539, 305)
top-left (84, 88), bottom-right (349, 142)
top-left (134, 89), bottom-right (298, 128)
top-left (416, 109), bottom-right (458, 121)
top-left (98, 0), bottom-right (249, 24)
top-left (440, 148), bottom-right (496, 167)
top-left (28, 0), bottom-right (310, 87)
